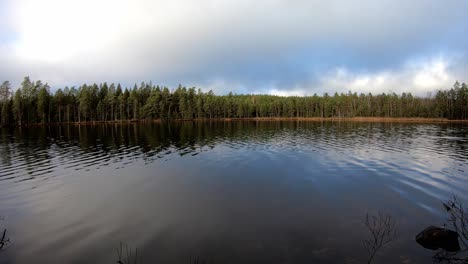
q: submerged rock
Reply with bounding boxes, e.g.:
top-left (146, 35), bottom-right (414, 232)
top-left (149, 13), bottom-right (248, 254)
top-left (416, 226), bottom-right (460, 252)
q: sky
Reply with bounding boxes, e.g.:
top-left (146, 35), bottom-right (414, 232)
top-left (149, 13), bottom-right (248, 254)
top-left (0, 0), bottom-right (467, 96)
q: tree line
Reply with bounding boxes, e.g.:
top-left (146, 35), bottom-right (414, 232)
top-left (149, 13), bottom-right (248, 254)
top-left (0, 77), bottom-right (467, 126)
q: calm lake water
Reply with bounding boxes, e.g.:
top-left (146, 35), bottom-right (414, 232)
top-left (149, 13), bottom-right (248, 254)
top-left (0, 121), bottom-right (467, 264)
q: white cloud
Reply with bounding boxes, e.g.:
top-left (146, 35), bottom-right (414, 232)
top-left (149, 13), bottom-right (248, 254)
top-left (260, 56), bottom-right (462, 96)
top-left (267, 89), bottom-right (307, 97)
top-left (413, 61), bottom-right (449, 88)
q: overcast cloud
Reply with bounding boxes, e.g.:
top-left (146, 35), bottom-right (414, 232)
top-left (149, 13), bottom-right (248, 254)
top-left (0, 0), bottom-right (467, 95)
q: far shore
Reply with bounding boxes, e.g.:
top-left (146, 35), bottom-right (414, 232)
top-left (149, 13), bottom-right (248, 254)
top-left (2, 117), bottom-right (468, 128)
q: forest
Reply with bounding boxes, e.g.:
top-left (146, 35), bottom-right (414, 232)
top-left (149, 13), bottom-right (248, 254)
top-left (0, 76), bottom-right (467, 126)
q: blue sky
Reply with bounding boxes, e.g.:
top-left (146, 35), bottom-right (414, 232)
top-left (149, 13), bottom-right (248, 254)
top-left (0, 0), bottom-right (467, 95)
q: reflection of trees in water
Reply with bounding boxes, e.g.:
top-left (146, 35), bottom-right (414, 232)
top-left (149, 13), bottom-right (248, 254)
top-left (1, 122), bottom-right (467, 165)
top-left (0, 130), bottom-right (13, 167)
top-left (0, 127), bottom-right (55, 181)
top-left (0, 121), bottom-right (466, 191)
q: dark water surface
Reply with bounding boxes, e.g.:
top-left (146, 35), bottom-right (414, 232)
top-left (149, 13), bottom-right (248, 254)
top-left (0, 121), bottom-right (467, 264)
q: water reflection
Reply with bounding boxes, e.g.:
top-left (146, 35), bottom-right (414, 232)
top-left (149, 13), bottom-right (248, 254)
top-left (1, 122), bottom-right (467, 181)
top-left (0, 121), bottom-right (467, 264)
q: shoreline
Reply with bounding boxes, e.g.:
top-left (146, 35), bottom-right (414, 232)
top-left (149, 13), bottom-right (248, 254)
top-left (206, 117), bottom-right (468, 123)
top-left (2, 117), bottom-right (468, 128)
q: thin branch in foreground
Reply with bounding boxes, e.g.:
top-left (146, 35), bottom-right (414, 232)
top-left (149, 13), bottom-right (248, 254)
top-left (0, 216), bottom-right (9, 251)
top-left (116, 242), bottom-right (139, 264)
top-left (190, 256), bottom-right (211, 264)
top-left (363, 212), bottom-right (398, 264)
top-left (432, 196), bottom-right (468, 263)
top-left (433, 249), bottom-right (468, 264)
top-left (0, 228), bottom-right (9, 250)
top-left (444, 196), bottom-right (468, 249)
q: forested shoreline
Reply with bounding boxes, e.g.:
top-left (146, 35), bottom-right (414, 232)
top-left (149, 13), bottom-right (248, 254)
top-left (0, 77), bottom-right (467, 127)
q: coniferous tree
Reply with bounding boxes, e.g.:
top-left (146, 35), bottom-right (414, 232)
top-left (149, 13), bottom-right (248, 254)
top-left (37, 85), bottom-right (49, 124)
top-left (12, 89), bottom-right (22, 125)
top-left (0, 81), bottom-right (11, 126)
top-left (1, 77), bottom-right (468, 126)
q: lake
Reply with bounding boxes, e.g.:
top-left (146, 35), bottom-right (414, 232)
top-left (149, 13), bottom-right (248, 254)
top-left (0, 121), bottom-right (467, 264)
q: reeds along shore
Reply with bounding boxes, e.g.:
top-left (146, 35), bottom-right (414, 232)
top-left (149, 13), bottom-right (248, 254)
top-left (2, 117), bottom-right (468, 128)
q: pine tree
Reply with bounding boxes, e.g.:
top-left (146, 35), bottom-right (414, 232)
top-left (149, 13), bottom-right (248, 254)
top-left (37, 86), bottom-right (49, 124)
top-left (0, 81), bottom-right (11, 126)
top-left (13, 89), bottom-right (22, 125)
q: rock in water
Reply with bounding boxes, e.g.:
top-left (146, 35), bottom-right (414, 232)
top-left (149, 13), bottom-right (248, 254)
top-left (416, 226), bottom-right (460, 252)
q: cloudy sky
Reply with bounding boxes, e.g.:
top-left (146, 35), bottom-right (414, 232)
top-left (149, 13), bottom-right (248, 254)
top-left (0, 0), bottom-right (467, 95)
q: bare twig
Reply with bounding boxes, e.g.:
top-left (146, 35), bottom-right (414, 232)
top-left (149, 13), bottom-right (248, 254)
top-left (189, 256), bottom-right (211, 264)
top-left (0, 229), bottom-right (8, 250)
top-left (363, 212), bottom-right (398, 264)
top-left (433, 249), bottom-right (468, 264)
top-left (444, 196), bottom-right (468, 249)
top-left (0, 216), bottom-right (9, 251)
top-left (434, 196), bottom-right (468, 263)
top-left (116, 242), bottom-right (139, 264)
